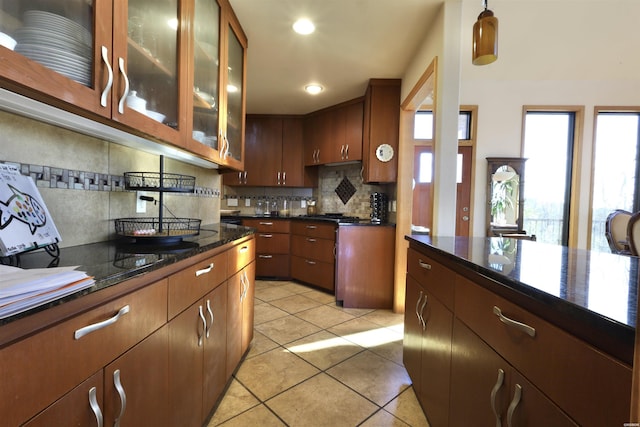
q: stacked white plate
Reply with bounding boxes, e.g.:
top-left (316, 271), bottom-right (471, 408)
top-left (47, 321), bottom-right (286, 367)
top-left (14, 10), bottom-right (92, 86)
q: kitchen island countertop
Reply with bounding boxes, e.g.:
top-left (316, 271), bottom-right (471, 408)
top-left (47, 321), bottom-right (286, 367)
top-left (407, 234), bottom-right (637, 365)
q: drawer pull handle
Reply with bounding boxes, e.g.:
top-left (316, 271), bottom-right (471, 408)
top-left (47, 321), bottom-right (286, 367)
top-left (88, 386), bottom-right (103, 427)
top-left (239, 245), bottom-right (249, 253)
top-left (100, 46), bottom-right (113, 108)
top-left (206, 300), bottom-right (214, 338)
top-left (306, 225), bottom-right (317, 229)
top-left (305, 260), bottom-right (317, 265)
top-left (418, 259), bottom-right (432, 270)
top-left (493, 306), bottom-right (536, 337)
top-left (258, 255), bottom-right (273, 259)
top-left (113, 369), bottom-right (126, 427)
top-left (306, 238), bottom-right (317, 242)
top-left (506, 384), bottom-right (522, 427)
top-left (419, 293), bottom-right (428, 331)
top-left (195, 263), bottom-right (214, 276)
top-left (260, 234), bottom-right (273, 238)
top-left (74, 305), bottom-right (130, 339)
top-left (490, 368), bottom-right (505, 427)
top-left (259, 222), bottom-right (274, 226)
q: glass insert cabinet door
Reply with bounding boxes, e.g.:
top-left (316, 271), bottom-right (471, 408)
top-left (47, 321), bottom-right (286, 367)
top-left (486, 157), bottom-right (527, 236)
top-left (191, 0), bottom-right (221, 152)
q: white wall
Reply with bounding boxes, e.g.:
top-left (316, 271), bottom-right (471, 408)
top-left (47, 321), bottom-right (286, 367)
top-left (403, 0), bottom-right (640, 247)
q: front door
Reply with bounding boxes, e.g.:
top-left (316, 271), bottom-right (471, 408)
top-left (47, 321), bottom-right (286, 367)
top-left (456, 146), bottom-right (473, 237)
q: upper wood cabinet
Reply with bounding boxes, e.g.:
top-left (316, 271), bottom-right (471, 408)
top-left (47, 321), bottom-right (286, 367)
top-left (362, 79), bottom-right (401, 183)
top-left (224, 115), bottom-right (317, 187)
top-left (0, 0), bottom-right (246, 168)
top-left (304, 98), bottom-right (364, 166)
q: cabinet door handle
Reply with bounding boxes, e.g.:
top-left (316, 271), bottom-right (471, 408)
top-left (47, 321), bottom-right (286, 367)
top-left (74, 305), bottom-right (130, 339)
top-left (113, 369), bottom-right (126, 427)
top-left (259, 234), bottom-right (273, 238)
top-left (259, 222), bottom-right (273, 226)
top-left (506, 384), bottom-right (522, 427)
top-left (100, 46), bottom-right (113, 108)
top-left (306, 225), bottom-right (317, 229)
top-left (238, 171), bottom-right (242, 182)
top-left (198, 305), bottom-right (206, 347)
top-left (419, 293), bottom-right (428, 330)
top-left (239, 245), bottom-right (249, 253)
top-left (306, 238), bottom-right (317, 243)
top-left (282, 171), bottom-right (286, 185)
top-left (206, 299), bottom-right (213, 338)
top-left (218, 131), bottom-right (225, 160)
top-left (243, 171), bottom-right (247, 184)
top-left (258, 254), bottom-right (273, 259)
top-left (277, 171), bottom-right (281, 185)
top-left (490, 368), bottom-right (505, 427)
top-left (345, 144), bottom-right (349, 159)
top-left (305, 260), bottom-right (317, 265)
top-left (117, 57), bottom-right (129, 114)
top-left (493, 306), bottom-right (536, 337)
top-left (418, 259), bottom-right (432, 270)
top-left (88, 386), bottom-right (103, 427)
top-left (340, 144), bottom-right (345, 159)
top-left (195, 262), bottom-right (214, 276)
top-left (415, 291), bottom-right (423, 326)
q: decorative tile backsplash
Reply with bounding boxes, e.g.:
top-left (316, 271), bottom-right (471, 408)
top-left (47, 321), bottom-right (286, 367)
top-left (11, 161), bottom-right (220, 197)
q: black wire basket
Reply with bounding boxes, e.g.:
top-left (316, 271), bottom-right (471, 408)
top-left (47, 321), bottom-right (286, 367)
top-left (114, 217), bottom-right (201, 243)
top-left (123, 172), bottom-right (195, 192)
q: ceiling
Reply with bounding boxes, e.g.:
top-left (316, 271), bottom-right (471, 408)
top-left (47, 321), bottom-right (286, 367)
top-left (228, 0), bottom-right (443, 115)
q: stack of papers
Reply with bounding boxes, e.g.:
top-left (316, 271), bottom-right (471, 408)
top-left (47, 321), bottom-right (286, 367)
top-left (0, 265), bottom-right (95, 319)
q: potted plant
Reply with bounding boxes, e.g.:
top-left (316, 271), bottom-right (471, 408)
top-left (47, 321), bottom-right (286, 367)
top-left (491, 176), bottom-right (516, 225)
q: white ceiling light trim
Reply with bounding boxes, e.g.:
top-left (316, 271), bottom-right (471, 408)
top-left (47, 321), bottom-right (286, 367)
top-left (305, 84), bottom-right (323, 95)
top-left (293, 18), bottom-right (315, 35)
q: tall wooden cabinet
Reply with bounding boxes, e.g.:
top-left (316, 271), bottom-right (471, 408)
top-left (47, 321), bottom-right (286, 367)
top-left (0, 0), bottom-right (246, 168)
top-left (362, 79), bottom-right (401, 183)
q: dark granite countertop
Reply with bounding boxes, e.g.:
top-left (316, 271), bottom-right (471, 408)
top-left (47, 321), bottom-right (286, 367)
top-left (406, 235), bottom-right (637, 364)
top-left (222, 214), bottom-right (395, 226)
top-left (0, 223), bottom-right (254, 325)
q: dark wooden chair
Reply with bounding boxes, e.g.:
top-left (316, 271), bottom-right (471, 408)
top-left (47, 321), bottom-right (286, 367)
top-left (605, 209), bottom-right (632, 255)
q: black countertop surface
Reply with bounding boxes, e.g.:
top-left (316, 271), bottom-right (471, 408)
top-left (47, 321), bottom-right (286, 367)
top-left (407, 235), bottom-right (637, 364)
top-left (0, 223), bottom-right (254, 325)
top-left (221, 214), bottom-right (395, 226)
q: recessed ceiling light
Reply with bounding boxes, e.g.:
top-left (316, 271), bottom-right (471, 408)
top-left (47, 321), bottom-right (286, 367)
top-left (293, 18), bottom-right (315, 35)
top-left (305, 84), bottom-right (323, 95)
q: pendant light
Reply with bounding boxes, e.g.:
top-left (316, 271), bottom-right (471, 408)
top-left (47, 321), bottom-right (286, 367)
top-left (472, 0), bottom-right (498, 65)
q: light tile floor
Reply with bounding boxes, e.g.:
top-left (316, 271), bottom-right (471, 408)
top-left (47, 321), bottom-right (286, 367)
top-left (208, 280), bottom-right (431, 427)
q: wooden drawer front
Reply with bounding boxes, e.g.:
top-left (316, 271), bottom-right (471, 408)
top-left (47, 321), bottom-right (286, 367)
top-left (256, 254), bottom-right (290, 277)
top-left (0, 279), bottom-right (167, 427)
top-left (256, 232), bottom-right (290, 254)
top-left (292, 221), bottom-right (336, 240)
top-left (455, 276), bottom-right (631, 427)
top-left (291, 234), bottom-right (335, 263)
top-left (407, 249), bottom-right (455, 310)
top-left (291, 255), bottom-right (334, 291)
top-left (228, 237), bottom-right (256, 276)
top-left (243, 219), bottom-right (291, 233)
top-left (168, 252), bottom-right (228, 319)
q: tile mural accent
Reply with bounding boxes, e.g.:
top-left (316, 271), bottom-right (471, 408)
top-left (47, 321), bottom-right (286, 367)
top-left (3, 161), bottom-right (220, 197)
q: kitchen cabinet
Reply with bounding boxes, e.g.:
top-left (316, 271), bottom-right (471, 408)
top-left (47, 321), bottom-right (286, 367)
top-left (227, 260), bottom-right (255, 377)
top-left (243, 218), bottom-right (291, 278)
top-left (0, 0), bottom-right (246, 168)
top-left (0, 278), bottom-right (168, 427)
top-left (450, 319), bottom-right (576, 426)
top-left (335, 225), bottom-right (395, 308)
top-left (304, 99), bottom-right (364, 166)
top-left (290, 221), bottom-right (336, 292)
top-left (225, 116), bottom-right (317, 187)
top-left (404, 240), bottom-right (633, 426)
top-left (403, 250), bottom-right (454, 426)
top-left (362, 79), bottom-right (401, 183)
top-left (187, 0), bottom-right (247, 169)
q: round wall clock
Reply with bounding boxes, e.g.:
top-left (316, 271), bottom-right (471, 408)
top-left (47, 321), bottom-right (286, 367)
top-left (375, 144), bottom-right (394, 162)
